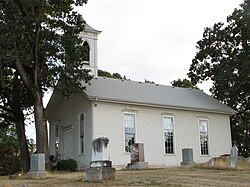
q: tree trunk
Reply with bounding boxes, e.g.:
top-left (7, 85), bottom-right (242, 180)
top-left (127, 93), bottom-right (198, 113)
top-left (34, 91), bottom-right (49, 160)
top-left (13, 108), bottom-right (30, 172)
top-left (12, 25), bottom-right (49, 165)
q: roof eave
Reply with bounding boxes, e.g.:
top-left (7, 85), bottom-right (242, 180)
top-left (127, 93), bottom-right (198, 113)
top-left (88, 97), bottom-right (236, 115)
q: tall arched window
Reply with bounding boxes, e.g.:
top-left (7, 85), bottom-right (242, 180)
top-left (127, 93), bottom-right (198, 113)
top-left (79, 114), bottom-right (85, 154)
top-left (199, 119), bottom-right (209, 155)
top-left (83, 41), bottom-right (90, 63)
top-left (55, 123), bottom-right (60, 159)
top-left (124, 113), bottom-right (136, 153)
top-left (163, 116), bottom-right (174, 154)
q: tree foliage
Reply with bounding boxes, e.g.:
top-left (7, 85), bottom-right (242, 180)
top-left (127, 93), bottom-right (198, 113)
top-left (171, 78), bottom-right (198, 89)
top-left (0, 67), bottom-right (31, 172)
top-left (0, 122), bottom-right (21, 175)
top-left (0, 0), bottom-right (91, 157)
top-left (188, 2), bottom-right (250, 157)
top-left (98, 70), bottom-right (126, 80)
top-left (145, 79), bottom-right (155, 84)
top-left (0, 118), bottom-right (35, 175)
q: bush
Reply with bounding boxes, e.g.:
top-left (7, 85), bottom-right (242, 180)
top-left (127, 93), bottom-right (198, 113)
top-left (0, 154), bottom-right (21, 175)
top-left (57, 159), bottom-right (77, 172)
top-left (0, 125), bottom-right (21, 175)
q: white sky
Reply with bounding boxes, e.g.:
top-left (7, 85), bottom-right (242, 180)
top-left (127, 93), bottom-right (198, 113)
top-left (26, 0), bottom-right (243, 140)
top-left (76, 0), bottom-right (243, 93)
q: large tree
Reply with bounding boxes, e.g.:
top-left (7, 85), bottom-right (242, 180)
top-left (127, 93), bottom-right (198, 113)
top-left (0, 0), bottom-right (92, 158)
top-left (0, 67), bottom-right (31, 171)
top-left (188, 2), bottom-right (250, 157)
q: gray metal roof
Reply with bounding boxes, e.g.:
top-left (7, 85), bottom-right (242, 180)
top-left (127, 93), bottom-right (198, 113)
top-left (82, 77), bottom-right (235, 114)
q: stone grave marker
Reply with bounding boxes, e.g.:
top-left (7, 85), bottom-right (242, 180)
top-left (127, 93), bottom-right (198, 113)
top-left (127, 143), bottom-right (148, 169)
top-left (27, 154), bottom-right (48, 178)
top-left (180, 148), bottom-right (196, 165)
top-left (86, 137), bottom-right (116, 182)
top-left (230, 145), bottom-right (238, 168)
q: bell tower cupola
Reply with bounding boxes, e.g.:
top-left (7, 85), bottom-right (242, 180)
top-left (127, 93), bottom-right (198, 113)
top-left (79, 23), bottom-right (101, 78)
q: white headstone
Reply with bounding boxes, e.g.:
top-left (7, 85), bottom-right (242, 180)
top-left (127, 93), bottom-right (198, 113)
top-left (86, 137), bottom-right (116, 181)
top-left (30, 154), bottom-right (45, 172)
top-left (92, 137), bottom-right (110, 161)
top-left (27, 154), bottom-right (47, 178)
top-left (230, 145), bottom-right (238, 168)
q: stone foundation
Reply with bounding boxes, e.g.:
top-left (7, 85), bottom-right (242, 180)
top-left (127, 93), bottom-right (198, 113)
top-left (180, 161), bottom-right (196, 166)
top-left (127, 162), bottom-right (148, 170)
top-left (86, 167), bottom-right (116, 182)
top-left (27, 171), bottom-right (48, 179)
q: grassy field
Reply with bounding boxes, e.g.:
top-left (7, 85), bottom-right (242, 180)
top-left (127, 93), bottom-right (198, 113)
top-left (0, 165), bottom-right (250, 187)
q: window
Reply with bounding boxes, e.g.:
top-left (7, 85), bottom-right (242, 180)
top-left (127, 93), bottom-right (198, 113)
top-left (55, 123), bottom-right (60, 159)
top-left (124, 113), bottom-right (135, 153)
top-left (199, 119), bottom-right (209, 155)
top-left (79, 114), bottom-right (85, 154)
top-left (163, 117), bottom-right (174, 154)
top-left (83, 41), bottom-right (90, 62)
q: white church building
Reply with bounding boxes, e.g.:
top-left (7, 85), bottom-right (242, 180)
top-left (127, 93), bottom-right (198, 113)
top-left (46, 23), bottom-right (235, 169)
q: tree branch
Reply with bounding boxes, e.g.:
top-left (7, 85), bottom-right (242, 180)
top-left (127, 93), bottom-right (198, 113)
top-left (33, 1), bottom-right (42, 96)
top-left (12, 37), bottom-right (36, 97)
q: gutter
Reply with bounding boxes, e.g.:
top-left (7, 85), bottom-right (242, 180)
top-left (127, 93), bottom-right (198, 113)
top-left (88, 97), bottom-right (236, 115)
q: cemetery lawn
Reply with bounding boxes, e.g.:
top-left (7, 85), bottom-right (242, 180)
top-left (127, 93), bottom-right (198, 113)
top-left (0, 166), bottom-right (250, 187)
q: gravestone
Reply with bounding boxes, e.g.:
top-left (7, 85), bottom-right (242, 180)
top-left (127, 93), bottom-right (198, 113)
top-left (180, 148), bottom-right (196, 166)
top-left (230, 145), bottom-right (238, 168)
top-left (127, 143), bottom-right (148, 169)
top-left (86, 137), bottom-right (116, 182)
top-left (27, 154), bottom-right (48, 178)
top-left (90, 137), bottom-right (111, 167)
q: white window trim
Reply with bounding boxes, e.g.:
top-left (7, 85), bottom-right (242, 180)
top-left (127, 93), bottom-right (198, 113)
top-left (78, 112), bottom-right (86, 155)
top-left (162, 115), bottom-right (176, 156)
top-left (198, 118), bottom-right (210, 156)
top-left (54, 121), bottom-right (61, 156)
top-left (55, 121), bottom-right (60, 142)
top-left (82, 39), bottom-right (91, 64)
top-left (123, 112), bottom-right (137, 154)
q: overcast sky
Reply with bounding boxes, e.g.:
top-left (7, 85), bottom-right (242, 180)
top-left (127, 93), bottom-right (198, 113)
top-left (28, 0), bottom-right (243, 140)
top-left (75, 0), bottom-right (242, 93)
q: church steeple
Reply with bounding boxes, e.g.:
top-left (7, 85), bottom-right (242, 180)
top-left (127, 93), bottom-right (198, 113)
top-left (79, 23), bottom-right (101, 78)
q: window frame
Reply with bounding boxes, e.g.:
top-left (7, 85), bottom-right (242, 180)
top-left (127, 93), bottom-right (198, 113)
top-left (78, 113), bottom-right (85, 155)
top-left (198, 118), bottom-right (210, 156)
top-left (123, 112), bottom-right (137, 154)
top-left (82, 40), bottom-right (90, 64)
top-left (162, 115), bottom-right (175, 155)
top-left (55, 122), bottom-right (60, 157)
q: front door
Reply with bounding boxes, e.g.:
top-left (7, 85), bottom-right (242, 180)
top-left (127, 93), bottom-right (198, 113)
top-left (63, 130), bottom-right (73, 159)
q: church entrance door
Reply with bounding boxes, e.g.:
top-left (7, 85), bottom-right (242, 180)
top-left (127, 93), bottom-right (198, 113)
top-left (63, 129), bottom-right (73, 159)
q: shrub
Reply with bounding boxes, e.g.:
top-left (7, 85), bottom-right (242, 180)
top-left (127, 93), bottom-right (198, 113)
top-left (57, 159), bottom-right (77, 172)
top-left (0, 154), bottom-right (21, 175)
top-left (0, 125), bottom-right (21, 175)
